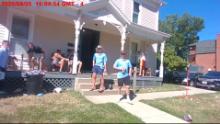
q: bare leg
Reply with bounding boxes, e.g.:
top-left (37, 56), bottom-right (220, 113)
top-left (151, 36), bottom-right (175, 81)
top-left (142, 68), bottom-right (145, 76)
top-left (77, 61), bottom-right (82, 74)
top-left (118, 86), bottom-right (122, 95)
top-left (125, 85), bottom-right (130, 96)
top-left (99, 74), bottom-right (105, 91)
top-left (125, 85), bottom-right (131, 102)
top-left (31, 57), bottom-right (35, 70)
top-left (69, 65), bottom-right (72, 73)
top-left (139, 66), bottom-right (142, 76)
top-left (59, 59), bottom-right (65, 72)
top-left (91, 73), bottom-right (96, 90)
top-left (39, 57), bottom-right (43, 71)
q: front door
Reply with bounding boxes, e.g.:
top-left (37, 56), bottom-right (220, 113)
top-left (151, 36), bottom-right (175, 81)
top-left (79, 28), bottom-right (100, 73)
top-left (10, 15), bottom-right (30, 57)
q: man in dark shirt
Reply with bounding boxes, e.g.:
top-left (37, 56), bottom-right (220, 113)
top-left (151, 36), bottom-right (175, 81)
top-left (27, 42), bottom-right (45, 71)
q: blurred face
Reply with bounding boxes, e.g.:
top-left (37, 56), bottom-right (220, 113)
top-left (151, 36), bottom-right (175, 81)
top-left (2, 41), bottom-right (9, 48)
top-left (97, 48), bottom-right (102, 53)
top-left (121, 54), bottom-right (126, 59)
top-left (28, 43), bottom-right (33, 49)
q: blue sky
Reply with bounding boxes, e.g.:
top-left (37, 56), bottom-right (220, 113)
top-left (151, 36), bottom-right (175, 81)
top-left (160, 0), bottom-right (220, 41)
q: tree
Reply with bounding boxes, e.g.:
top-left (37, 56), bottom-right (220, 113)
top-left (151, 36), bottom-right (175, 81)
top-left (159, 13), bottom-right (204, 71)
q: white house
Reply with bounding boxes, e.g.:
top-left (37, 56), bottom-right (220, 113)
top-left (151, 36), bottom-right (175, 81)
top-left (0, 0), bottom-right (170, 77)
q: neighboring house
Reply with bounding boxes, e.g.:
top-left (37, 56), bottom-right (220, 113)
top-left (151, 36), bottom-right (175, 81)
top-left (0, 0), bottom-right (170, 77)
top-left (189, 34), bottom-right (220, 73)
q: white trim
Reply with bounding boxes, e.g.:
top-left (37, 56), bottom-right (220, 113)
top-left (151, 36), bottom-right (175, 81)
top-left (7, 8), bottom-right (35, 44)
top-left (138, 4), bottom-right (142, 25)
top-left (155, 10), bottom-right (159, 31)
top-left (122, 0), bottom-right (126, 12)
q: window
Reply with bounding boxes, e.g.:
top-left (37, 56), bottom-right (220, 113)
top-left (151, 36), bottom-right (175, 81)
top-left (132, 1), bottom-right (140, 23)
top-left (11, 16), bottom-right (30, 40)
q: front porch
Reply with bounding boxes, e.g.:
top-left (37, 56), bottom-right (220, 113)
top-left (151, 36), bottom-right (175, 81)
top-left (0, 71), bottom-right (163, 97)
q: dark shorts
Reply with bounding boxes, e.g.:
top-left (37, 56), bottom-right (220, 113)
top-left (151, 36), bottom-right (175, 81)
top-left (118, 76), bottom-right (131, 87)
top-left (92, 65), bottom-right (104, 75)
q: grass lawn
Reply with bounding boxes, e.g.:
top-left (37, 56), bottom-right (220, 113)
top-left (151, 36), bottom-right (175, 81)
top-left (0, 92), bottom-right (143, 123)
top-left (141, 92), bottom-right (220, 123)
top-left (136, 83), bottom-right (185, 93)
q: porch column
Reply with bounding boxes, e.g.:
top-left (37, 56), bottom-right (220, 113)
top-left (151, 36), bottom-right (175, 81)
top-left (72, 17), bottom-right (81, 74)
top-left (159, 41), bottom-right (166, 78)
top-left (120, 25), bottom-right (127, 51)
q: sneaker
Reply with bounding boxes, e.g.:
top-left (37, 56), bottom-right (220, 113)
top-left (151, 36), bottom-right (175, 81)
top-left (23, 93), bottom-right (28, 96)
top-left (118, 94), bottom-right (126, 102)
top-left (126, 95), bottom-right (132, 103)
top-left (126, 99), bottom-right (133, 105)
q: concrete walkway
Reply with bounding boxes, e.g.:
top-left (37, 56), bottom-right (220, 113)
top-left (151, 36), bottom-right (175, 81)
top-left (85, 86), bottom-right (216, 123)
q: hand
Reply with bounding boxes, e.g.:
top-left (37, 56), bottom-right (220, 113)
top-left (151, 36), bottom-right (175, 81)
top-left (104, 68), bottom-right (107, 73)
top-left (121, 67), bottom-right (126, 72)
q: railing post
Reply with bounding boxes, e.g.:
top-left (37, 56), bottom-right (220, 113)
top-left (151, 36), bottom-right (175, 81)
top-left (133, 67), bottom-right (137, 92)
top-left (20, 54), bottom-right (24, 71)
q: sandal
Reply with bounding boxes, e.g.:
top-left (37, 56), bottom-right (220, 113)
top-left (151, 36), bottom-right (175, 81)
top-left (98, 89), bottom-right (104, 93)
top-left (89, 88), bottom-right (96, 91)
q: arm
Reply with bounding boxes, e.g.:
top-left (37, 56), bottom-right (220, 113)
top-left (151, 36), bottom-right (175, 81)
top-left (129, 68), bottom-right (132, 76)
top-left (55, 53), bottom-right (66, 60)
top-left (92, 54), bottom-right (96, 67)
top-left (104, 54), bottom-right (107, 72)
top-left (113, 60), bottom-right (122, 72)
top-left (128, 60), bottom-right (133, 76)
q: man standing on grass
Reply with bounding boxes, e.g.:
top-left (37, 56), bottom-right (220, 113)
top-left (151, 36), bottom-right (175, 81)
top-left (90, 45), bottom-right (107, 93)
top-left (113, 51), bottom-right (133, 103)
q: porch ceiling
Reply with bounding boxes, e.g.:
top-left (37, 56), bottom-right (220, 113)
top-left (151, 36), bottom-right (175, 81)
top-left (128, 23), bottom-right (171, 43)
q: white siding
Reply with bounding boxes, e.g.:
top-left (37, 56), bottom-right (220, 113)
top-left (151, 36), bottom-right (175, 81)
top-left (0, 25), bottom-right (9, 44)
top-left (0, 7), bottom-right (9, 44)
top-left (112, 0), bottom-right (133, 21)
top-left (112, 0), bottom-right (160, 30)
top-left (140, 2), bottom-right (160, 30)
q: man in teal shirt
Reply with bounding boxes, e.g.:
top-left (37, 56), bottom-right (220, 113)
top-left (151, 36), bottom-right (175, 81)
top-left (91, 45), bottom-right (107, 92)
top-left (113, 51), bottom-right (132, 103)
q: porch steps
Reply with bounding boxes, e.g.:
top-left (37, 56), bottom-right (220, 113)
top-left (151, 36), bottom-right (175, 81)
top-left (13, 55), bottom-right (30, 71)
top-left (80, 89), bottom-right (125, 96)
top-left (76, 77), bottom-right (125, 96)
top-left (79, 83), bottom-right (118, 89)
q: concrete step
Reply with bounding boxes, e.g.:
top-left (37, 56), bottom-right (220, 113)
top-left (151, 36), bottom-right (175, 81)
top-left (76, 78), bottom-right (117, 84)
top-left (79, 83), bottom-right (118, 89)
top-left (80, 89), bottom-right (126, 96)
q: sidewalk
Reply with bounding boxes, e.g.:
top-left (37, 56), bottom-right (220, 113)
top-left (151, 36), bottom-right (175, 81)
top-left (85, 86), bottom-right (216, 123)
top-left (85, 86), bottom-right (216, 104)
top-left (118, 101), bottom-right (187, 123)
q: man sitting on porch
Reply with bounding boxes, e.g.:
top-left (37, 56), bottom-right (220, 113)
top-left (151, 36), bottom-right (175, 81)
top-left (51, 49), bottom-right (69, 72)
top-left (66, 49), bottom-right (82, 74)
top-left (27, 42), bottom-right (45, 71)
